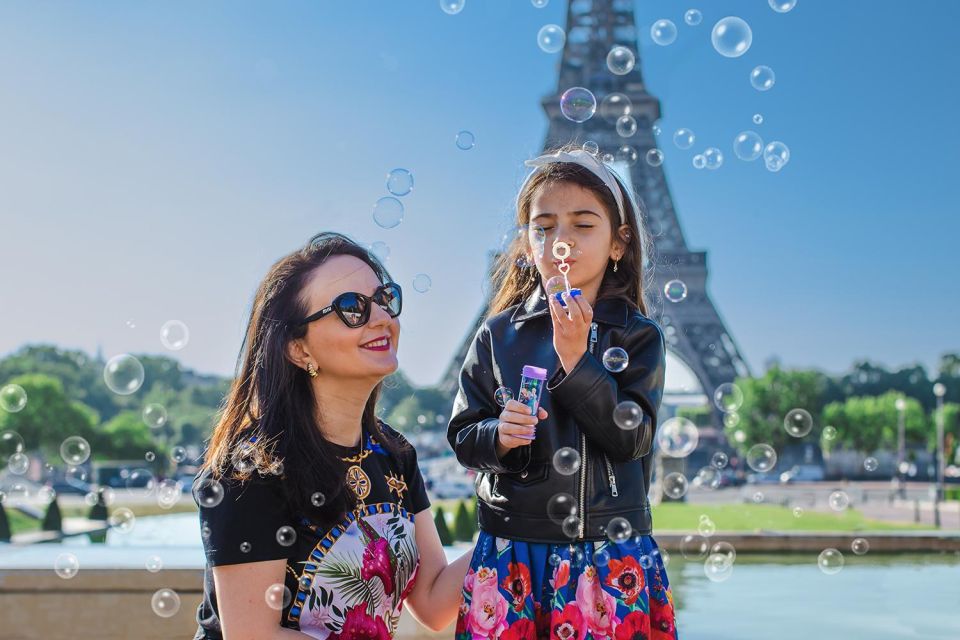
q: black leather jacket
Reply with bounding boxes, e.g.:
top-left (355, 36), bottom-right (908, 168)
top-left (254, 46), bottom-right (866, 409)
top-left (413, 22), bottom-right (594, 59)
top-left (447, 286), bottom-right (666, 543)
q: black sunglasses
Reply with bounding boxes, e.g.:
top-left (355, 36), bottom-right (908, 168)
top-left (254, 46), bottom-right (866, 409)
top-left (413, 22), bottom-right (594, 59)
top-left (296, 282), bottom-right (402, 328)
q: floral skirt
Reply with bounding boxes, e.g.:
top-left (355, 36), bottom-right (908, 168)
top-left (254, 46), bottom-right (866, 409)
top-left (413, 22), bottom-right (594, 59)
top-left (455, 531), bottom-right (678, 640)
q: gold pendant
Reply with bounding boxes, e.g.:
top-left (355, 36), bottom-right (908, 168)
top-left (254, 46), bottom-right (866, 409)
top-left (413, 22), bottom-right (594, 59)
top-left (345, 464), bottom-right (371, 501)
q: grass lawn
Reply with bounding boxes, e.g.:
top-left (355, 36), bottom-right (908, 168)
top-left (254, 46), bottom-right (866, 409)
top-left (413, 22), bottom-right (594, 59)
top-left (431, 499), bottom-right (935, 533)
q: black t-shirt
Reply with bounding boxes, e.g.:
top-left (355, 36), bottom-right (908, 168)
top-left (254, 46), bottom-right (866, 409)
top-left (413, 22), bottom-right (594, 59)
top-left (193, 423), bottom-right (430, 640)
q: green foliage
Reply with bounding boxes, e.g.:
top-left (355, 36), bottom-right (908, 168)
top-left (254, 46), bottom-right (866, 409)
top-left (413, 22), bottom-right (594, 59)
top-left (677, 405), bottom-right (711, 427)
top-left (0, 374), bottom-right (99, 456)
top-left (97, 411), bottom-right (164, 461)
top-left (726, 366), bottom-right (827, 453)
top-left (433, 505), bottom-right (453, 546)
top-left (453, 499), bottom-right (476, 542)
top-left (42, 498), bottom-right (63, 532)
top-left (822, 393), bottom-right (928, 453)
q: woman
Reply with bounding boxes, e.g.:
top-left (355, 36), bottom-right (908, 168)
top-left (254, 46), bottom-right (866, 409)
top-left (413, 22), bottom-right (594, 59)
top-left (193, 232), bottom-right (470, 639)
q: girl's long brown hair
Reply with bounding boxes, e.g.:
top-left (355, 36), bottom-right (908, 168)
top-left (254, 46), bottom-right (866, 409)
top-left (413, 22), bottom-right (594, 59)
top-left (488, 144), bottom-right (655, 318)
top-left (202, 231), bottom-right (403, 522)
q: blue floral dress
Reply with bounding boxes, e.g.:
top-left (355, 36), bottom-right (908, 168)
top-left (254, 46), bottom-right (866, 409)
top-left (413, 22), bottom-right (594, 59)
top-left (455, 532), bottom-right (678, 640)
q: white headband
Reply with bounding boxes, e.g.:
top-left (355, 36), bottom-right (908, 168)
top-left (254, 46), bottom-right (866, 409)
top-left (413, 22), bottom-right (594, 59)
top-left (517, 148), bottom-right (629, 224)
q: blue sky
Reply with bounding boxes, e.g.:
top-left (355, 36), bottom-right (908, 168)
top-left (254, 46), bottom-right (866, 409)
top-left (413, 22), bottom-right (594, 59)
top-left (0, 0), bottom-right (957, 388)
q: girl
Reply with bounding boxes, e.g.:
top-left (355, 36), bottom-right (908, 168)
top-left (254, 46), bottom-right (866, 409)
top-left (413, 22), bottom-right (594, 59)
top-left (194, 232), bottom-right (471, 639)
top-left (448, 147), bottom-right (678, 639)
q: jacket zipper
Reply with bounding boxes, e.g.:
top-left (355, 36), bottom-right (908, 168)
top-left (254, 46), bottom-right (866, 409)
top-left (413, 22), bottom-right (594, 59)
top-left (578, 321), bottom-right (606, 538)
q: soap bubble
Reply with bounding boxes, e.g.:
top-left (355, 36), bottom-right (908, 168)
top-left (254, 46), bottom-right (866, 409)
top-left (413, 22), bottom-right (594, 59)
top-left (828, 490), bottom-right (850, 511)
top-left (562, 515), bottom-right (581, 538)
top-left (606, 46), bottom-right (635, 75)
top-left (373, 196), bottom-right (404, 229)
top-left (864, 457), bottom-right (879, 472)
top-left (615, 145), bottom-right (638, 166)
top-left (537, 24), bottom-right (566, 53)
top-left (599, 93), bottom-right (631, 123)
top-left (713, 383), bottom-right (744, 412)
top-left (851, 538), bottom-right (869, 555)
top-left (544, 275), bottom-right (569, 302)
top-left (657, 417), bottom-right (699, 458)
top-left (0, 430), bottom-right (24, 461)
top-left (532, 0), bottom-right (548, 7)
top-left (651, 19), bottom-right (678, 46)
top-left (822, 425), bottom-right (838, 442)
top-left (753, 113), bottom-right (764, 125)
top-left (793, 506), bottom-right (804, 518)
top-left (160, 320), bottom-right (190, 351)
top-left (265, 583), bottom-right (293, 610)
top-left (311, 492), bottom-right (326, 507)
top-left (276, 525), bottom-right (297, 547)
top-left (784, 408), bottom-right (813, 437)
top-left (386, 168), bottom-right (414, 197)
top-left (602, 347), bottom-right (629, 373)
top-left (694, 466), bottom-right (721, 490)
top-left (764, 141), bottom-right (791, 172)
top-left (698, 518), bottom-right (717, 537)
top-left (613, 401), bottom-right (643, 430)
top-left (680, 534), bottom-right (709, 560)
top-left (601, 153), bottom-right (614, 164)
top-left (409, 274), bottom-right (432, 294)
top-left (494, 387), bottom-right (513, 407)
top-left (369, 241), bottom-right (390, 262)
top-left (673, 128), bottom-right (695, 150)
top-left (54, 553), bottom-right (80, 579)
top-left (733, 131), bottom-right (764, 161)
top-left (240, 541), bottom-right (252, 553)
top-left (652, 123), bottom-right (661, 136)
top-left (582, 140), bottom-right (599, 155)
top-left (553, 448), bottom-right (581, 475)
top-left (37, 485), bottom-right (56, 503)
top-left (146, 555), bottom-right (163, 573)
top-left (546, 493), bottom-right (577, 524)
top-left (711, 17), bottom-right (752, 58)
top-left (157, 480), bottom-right (182, 509)
top-left (723, 412), bottom-right (740, 428)
top-left (703, 147), bottom-right (723, 170)
top-left (194, 477), bottom-right (225, 508)
top-left (746, 444), bottom-right (777, 472)
top-left (817, 549), bottom-right (844, 575)
top-left (684, 9), bottom-right (703, 26)
top-left (142, 403), bottom-right (167, 429)
top-left (455, 130), bottom-right (475, 150)
top-left (593, 548), bottom-right (610, 566)
top-left (170, 446), bottom-right (187, 463)
top-left (0, 384), bottom-right (27, 412)
top-left (125, 468), bottom-right (156, 493)
top-left (711, 541), bottom-right (737, 565)
top-left (750, 65), bottom-right (776, 91)
top-left (616, 115), bottom-right (637, 137)
top-left (151, 588), bottom-right (181, 618)
top-left (711, 452), bottom-right (729, 469)
top-left (606, 517), bottom-right (632, 543)
top-left (692, 154), bottom-right (706, 169)
top-left (104, 354), bottom-right (145, 395)
top-left (645, 149), bottom-right (664, 167)
top-left (7, 451), bottom-right (28, 475)
top-left (769, 0), bottom-right (797, 13)
top-left (560, 87), bottom-right (596, 123)
top-left (664, 279), bottom-right (688, 302)
top-left (110, 507), bottom-right (137, 533)
top-left (704, 552), bottom-right (733, 582)
top-left (60, 436), bottom-right (91, 466)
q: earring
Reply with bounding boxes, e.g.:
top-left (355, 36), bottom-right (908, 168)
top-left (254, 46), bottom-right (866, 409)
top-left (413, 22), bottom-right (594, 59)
top-left (613, 259), bottom-right (619, 273)
top-left (307, 363), bottom-right (318, 378)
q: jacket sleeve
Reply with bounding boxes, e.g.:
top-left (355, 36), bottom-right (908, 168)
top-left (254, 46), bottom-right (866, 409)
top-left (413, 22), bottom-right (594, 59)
top-left (546, 317), bottom-right (666, 463)
top-left (447, 322), bottom-right (532, 474)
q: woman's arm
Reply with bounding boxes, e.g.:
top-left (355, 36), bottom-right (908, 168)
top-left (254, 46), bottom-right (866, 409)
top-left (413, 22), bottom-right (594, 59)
top-left (212, 560), bottom-right (312, 639)
top-left (403, 508), bottom-right (473, 632)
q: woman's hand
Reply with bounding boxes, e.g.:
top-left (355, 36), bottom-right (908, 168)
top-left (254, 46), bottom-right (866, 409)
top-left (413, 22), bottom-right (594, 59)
top-left (496, 399), bottom-right (548, 458)
top-left (548, 290), bottom-right (592, 374)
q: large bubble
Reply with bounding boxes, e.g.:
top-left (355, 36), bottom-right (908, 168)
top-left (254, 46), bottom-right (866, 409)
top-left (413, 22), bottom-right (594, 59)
top-left (386, 168), bottom-right (414, 197)
top-left (559, 87), bottom-right (596, 123)
top-left (103, 354), bottom-right (145, 395)
top-left (537, 24), bottom-right (566, 53)
top-left (651, 19), bottom-right (678, 46)
top-left (711, 17), bottom-right (752, 58)
top-left (733, 131), bottom-right (764, 161)
top-left (373, 196), bottom-right (404, 229)
top-left (657, 417), bottom-right (699, 457)
top-left (0, 384), bottom-right (27, 412)
top-left (160, 320), bottom-right (190, 351)
top-left (606, 46), bottom-right (635, 75)
top-left (750, 65), bottom-right (776, 91)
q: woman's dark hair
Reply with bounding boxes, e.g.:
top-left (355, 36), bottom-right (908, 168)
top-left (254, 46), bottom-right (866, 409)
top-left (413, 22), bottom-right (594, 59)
top-left (488, 143), bottom-right (654, 317)
top-left (201, 231), bottom-right (403, 522)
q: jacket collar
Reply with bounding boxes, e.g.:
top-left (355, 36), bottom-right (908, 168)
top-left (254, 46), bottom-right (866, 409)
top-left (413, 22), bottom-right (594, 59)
top-left (510, 284), bottom-right (631, 327)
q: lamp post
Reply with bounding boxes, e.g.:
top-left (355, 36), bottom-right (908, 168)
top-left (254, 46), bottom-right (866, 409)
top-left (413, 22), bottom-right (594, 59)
top-left (933, 382), bottom-right (946, 528)
top-left (896, 396), bottom-right (907, 499)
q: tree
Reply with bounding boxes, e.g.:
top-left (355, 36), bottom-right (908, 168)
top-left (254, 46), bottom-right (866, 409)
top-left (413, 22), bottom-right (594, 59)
top-left (97, 411), bottom-right (162, 461)
top-left (821, 393), bottom-right (928, 453)
top-left (42, 497), bottom-right (63, 533)
top-left (0, 374), bottom-right (98, 456)
top-left (453, 500), bottom-right (476, 542)
top-left (726, 366), bottom-right (826, 453)
top-left (433, 506), bottom-right (453, 546)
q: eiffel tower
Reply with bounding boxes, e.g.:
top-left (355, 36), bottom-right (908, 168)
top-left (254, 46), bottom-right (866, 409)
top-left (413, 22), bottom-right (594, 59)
top-left (440, 0), bottom-right (750, 422)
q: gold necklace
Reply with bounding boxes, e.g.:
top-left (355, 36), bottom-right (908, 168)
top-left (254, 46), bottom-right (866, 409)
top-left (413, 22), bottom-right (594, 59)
top-left (336, 436), bottom-right (372, 504)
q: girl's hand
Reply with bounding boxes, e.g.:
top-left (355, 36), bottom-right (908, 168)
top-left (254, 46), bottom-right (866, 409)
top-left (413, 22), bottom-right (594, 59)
top-left (496, 400), bottom-right (548, 452)
top-left (548, 290), bottom-right (592, 374)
